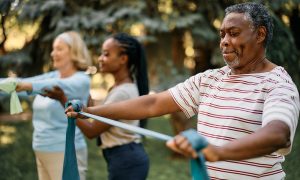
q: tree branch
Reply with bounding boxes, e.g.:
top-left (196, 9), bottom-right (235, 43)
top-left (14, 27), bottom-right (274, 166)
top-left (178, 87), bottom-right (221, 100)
top-left (0, 14), bottom-right (7, 54)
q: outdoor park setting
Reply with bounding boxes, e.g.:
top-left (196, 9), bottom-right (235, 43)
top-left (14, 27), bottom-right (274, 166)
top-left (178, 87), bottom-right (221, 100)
top-left (1, 0), bottom-right (300, 180)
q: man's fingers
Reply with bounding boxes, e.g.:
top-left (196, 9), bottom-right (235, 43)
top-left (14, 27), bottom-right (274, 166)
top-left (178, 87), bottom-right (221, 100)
top-left (166, 139), bottom-right (184, 155)
top-left (166, 135), bottom-right (199, 158)
top-left (176, 137), bottom-right (190, 150)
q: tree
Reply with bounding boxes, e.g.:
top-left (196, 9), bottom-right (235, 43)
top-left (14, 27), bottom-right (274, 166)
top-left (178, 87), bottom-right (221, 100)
top-left (0, 0), bottom-right (299, 87)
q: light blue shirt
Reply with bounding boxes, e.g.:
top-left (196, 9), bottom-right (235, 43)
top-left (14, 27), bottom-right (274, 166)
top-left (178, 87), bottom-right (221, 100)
top-left (19, 71), bottom-right (90, 152)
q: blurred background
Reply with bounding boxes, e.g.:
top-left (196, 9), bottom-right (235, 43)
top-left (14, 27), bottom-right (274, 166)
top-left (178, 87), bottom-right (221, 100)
top-left (0, 0), bottom-right (299, 179)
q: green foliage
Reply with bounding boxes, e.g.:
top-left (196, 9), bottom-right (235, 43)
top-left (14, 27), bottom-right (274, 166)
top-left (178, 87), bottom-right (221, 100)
top-left (283, 127), bottom-right (300, 180)
top-left (0, 51), bottom-right (32, 77)
top-left (0, 117), bottom-right (191, 180)
top-left (0, 0), bottom-right (299, 90)
top-left (1, 117), bottom-right (300, 180)
top-left (0, 121), bottom-right (37, 180)
top-left (267, 16), bottom-right (300, 87)
top-left (0, 0), bottom-right (13, 15)
top-left (152, 59), bottom-right (190, 91)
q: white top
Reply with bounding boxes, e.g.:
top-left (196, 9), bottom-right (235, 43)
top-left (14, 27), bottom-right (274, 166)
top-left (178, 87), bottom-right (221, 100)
top-left (100, 83), bottom-right (141, 149)
top-left (169, 66), bottom-right (299, 179)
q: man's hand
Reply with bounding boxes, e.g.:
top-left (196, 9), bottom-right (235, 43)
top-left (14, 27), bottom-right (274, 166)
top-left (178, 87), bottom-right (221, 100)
top-left (42, 86), bottom-right (67, 107)
top-left (166, 135), bottom-right (198, 159)
top-left (166, 135), bottom-right (220, 161)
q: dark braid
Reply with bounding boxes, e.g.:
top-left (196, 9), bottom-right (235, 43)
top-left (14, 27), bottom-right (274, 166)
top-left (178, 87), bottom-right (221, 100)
top-left (112, 33), bottom-right (149, 96)
top-left (112, 33), bottom-right (149, 129)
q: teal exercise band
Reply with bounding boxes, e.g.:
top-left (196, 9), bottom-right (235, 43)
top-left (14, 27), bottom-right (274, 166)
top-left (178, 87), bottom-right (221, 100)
top-left (63, 100), bottom-right (210, 180)
top-left (62, 104), bottom-right (80, 180)
top-left (79, 112), bottom-right (173, 141)
top-left (181, 129), bottom-right (210, 180)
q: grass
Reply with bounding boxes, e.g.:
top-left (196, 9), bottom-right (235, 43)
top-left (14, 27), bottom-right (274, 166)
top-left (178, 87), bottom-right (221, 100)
top-left (86, 117), bottom-right (190, 180)
top-left (0, 116), bottom-right (299, 180)
top-left (0, 116), bottom-right (190, 180)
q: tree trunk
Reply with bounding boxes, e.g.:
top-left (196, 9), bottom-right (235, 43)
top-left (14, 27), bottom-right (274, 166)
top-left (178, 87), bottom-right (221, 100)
top-left (25, 15), bottom-right (54, 76)
top-left (290, 8), bottom-right (300, 50)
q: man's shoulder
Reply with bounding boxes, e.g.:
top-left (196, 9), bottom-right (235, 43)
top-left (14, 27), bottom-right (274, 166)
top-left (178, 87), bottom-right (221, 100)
top-left (267, 66), bottom-right (294, 84)
top-left (195, 66), bottom-right (229, 77)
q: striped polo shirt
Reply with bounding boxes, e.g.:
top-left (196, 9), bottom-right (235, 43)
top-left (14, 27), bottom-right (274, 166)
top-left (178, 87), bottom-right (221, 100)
top-left (169, 66), bottom-right (299, 180)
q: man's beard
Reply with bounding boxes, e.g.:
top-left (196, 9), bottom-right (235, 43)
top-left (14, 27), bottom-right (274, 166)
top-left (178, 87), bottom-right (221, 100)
top-left (224, 56), bottom-right (240, 68)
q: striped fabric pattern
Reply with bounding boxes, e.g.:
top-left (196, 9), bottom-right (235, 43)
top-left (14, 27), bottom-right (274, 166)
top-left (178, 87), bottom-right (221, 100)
top-left (169, 66), bottom-right (299, 180)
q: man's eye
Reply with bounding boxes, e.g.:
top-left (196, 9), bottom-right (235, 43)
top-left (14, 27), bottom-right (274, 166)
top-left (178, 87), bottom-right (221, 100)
top-left (101, 52), bottom-right (108, 56)
top-left (220, 33), bottom-right (225, 38)
top-left (230, 32), bottom-right (239, 36)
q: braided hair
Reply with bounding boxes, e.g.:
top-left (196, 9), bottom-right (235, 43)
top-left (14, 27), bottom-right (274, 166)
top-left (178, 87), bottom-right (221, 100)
top-left (112, 33), bottom-right (149, 96)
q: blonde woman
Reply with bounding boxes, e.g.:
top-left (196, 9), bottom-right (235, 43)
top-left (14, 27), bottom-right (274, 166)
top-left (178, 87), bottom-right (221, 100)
top-left (15, 31), bottom-right (91, 180)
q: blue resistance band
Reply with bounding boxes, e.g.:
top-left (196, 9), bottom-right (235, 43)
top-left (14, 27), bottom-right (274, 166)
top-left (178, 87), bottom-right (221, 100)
top-left (63, 100), bottom-right (210, 180)
top-left (62, 103), bottom-right (80, 180)
top-left (181, 129), bottom-right (210, 180)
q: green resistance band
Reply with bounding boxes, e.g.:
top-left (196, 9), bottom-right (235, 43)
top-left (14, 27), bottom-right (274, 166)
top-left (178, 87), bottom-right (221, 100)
top-left (0, 78), bottom-right (23, 114)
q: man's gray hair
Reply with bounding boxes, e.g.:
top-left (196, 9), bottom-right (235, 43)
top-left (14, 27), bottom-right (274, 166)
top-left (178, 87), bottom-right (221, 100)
top-left (225, 2), bottom-right (273, 47)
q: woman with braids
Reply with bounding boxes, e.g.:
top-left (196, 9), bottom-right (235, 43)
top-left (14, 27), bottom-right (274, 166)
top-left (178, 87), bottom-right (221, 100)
top-left (74, 33), bottom-right (149, 180)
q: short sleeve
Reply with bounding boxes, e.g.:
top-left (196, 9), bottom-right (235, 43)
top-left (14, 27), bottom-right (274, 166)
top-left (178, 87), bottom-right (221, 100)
top-left (169, 73), bottom-right (202, 118)
top-left (103, 84), bottom-right (138, 105)
top-left (104, 90), bottom-right (130, 105)
top-left (262, 81), bottom-right (300, 155)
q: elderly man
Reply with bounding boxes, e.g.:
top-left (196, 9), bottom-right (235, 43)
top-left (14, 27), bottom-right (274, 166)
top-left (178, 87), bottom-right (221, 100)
top-left (67, 2), bottom-right (299, 179)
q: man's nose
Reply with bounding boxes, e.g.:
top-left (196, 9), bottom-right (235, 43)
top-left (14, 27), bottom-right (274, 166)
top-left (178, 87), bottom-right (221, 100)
top-left (220, 34), bottom-right (230, 47)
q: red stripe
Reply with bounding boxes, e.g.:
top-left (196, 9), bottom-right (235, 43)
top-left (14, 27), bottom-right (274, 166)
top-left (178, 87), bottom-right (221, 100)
top-left (264, 154), bottom-right (284, 159)
top-left (200, 131), bottom-right (235, 141)
top-left (191, 75), bottom-right (200, 91)
top-left (177, 86), bottom-right (197, 115)
top-left (217, 69), bottom-right (226, 75)
top-left (183, 86), bottom-right (198, 107)
top-left (225, 160), bottom-right (276, 168)
top-left (200, 102), bottom-right (263, 114)
top-left (169, 90), bottom-right (190, 117)
top-left (200, 83), bottom-right (271, 93)
top-left (221, 79), bottom-right (260, 85)
top-left (261, 169), bottom-right (284, 177)
top-left (198, 121), bottom-right (253, 134)
top-left (200, 92), bottom-right (265, 103)
top-left (199, 111), bottom-right (261, 125)
top-left (207, 165), bottom-right (283, 178)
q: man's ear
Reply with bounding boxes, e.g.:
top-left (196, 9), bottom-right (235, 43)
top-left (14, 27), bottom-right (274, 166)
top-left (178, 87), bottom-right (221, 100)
top-left (257, 26), bottom-right (267, 44)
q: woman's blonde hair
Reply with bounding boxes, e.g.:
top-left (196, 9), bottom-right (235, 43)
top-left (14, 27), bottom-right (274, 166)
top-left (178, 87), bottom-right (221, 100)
top-left (56, 31), bottom-right (92, 71)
